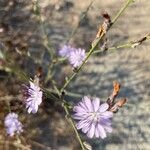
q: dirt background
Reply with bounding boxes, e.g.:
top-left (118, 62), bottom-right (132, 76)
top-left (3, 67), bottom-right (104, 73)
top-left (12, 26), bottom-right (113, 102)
top-left (0, 0), bottom-right (150, 150)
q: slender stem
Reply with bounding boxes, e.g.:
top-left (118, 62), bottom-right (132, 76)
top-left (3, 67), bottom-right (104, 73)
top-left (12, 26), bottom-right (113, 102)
top-left (66, 0), bottom-right (95, 43)
top-left (44, 88), bottom-right (82, 99)
top-left (33, 0), bottom-right (59, 86)
top-left (93, 33), bottom-right (150, 54)
top-left (33, 0), bottom-right (54, 59)
top-left (94, 43), bottom-right (130, 54)
top-left (65, 90), bottom-right (83, 98)
top-left (63, 102), bottom-right (86, 150)
top-left (111, 0), bottom-right (135, 25)
top-left (55, 33), bottom-right (150, 64)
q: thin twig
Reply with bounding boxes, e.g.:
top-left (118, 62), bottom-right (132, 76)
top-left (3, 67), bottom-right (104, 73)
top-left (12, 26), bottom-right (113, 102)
top-left (111, 0), bottom-right (135, 25)
top-left (66, 0), bottom-right (95, 43)
top-left (33, 0), bottom-right (59, 87)
top-left (93, 33), bottom-right (150, 54)
top-left (54, 32), bottom-right (150, 63)
top-left (62, 102), bottom-right (86, 150)
top-left (33, 0), bottom-right (55, 59)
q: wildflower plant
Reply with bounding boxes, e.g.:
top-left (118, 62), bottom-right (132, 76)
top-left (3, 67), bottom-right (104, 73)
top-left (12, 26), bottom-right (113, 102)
top-left (1, 0), bottom-right (150, 149)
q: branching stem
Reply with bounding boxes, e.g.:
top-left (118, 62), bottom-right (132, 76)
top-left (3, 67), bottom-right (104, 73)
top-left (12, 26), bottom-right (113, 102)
top-left (59, 0), bottom-right (135, 149)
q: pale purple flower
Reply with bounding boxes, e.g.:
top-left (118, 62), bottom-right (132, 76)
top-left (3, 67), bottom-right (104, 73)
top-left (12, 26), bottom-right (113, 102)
top-left (68, 48), bottom-right (86, 67)
top-left (59, 45), bottom-right (86, 67)
top-left (58, 45), bottom-right (74, 57)
top-left (4, 113), bottom-right (23, 136)
top-left (73, 96), bottom-right (113, 139)
top-left (25, 81), bottom-right (43, 114)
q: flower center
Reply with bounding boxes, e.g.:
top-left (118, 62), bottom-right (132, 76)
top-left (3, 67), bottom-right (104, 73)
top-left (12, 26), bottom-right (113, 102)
top-left (89, 112), bottom-right (99, 122)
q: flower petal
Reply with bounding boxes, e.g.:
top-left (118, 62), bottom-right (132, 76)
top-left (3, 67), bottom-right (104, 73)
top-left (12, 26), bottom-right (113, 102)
top-left (98, 103), bottom-right (109, 113)
top-left (76, 119), bottom-right (90, 130)
top-left (97, 124), bottom-right (107, 139)
top-left (72, 113), bottom-right (88, 120)
top-left (101, 111), bottom-right (113, 119)
top-left (73, 105), bottom-right (86, 114)
top-left (95, 124), bottom-right (100, 138)
top-left (78, 101), bottom-right (87, 110)
top-left (4, 113), bottom-right (23, 136)
top-left (25, 81), bottom-right (42, 114)
top-left (87, 123), bottom-right (95, 138)
top-left (82, 123), bottom-right (91, 133)
top-left (100, 118), bottom-right (112, 126)
top-left (92, 97), bottom-right (100, 111)
top-left (83, 96), bottom-right (93, 111)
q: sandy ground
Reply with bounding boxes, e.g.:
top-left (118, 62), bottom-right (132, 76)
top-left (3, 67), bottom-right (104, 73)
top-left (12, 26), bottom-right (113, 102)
top-left (0, 0), bottom-right (150, 150)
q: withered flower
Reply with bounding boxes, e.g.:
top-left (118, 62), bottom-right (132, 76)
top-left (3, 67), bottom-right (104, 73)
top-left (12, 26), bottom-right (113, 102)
top-left (107, 81), bottom-right (127, 113)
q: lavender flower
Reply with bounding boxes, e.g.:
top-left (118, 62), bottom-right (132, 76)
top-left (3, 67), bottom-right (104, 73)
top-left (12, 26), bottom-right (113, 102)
top-left (73, 96), bottom-right (113, 139)
top-left (4, 113), bottom-right (23, 136)
top-left (68, 48), bottom-right (86, 68)
top-left (25, 81), bottom-right (43, 114)
top-left (59, 45), bottom-right (86, 67)
top-left (58, 45), bottom-right (74, 57)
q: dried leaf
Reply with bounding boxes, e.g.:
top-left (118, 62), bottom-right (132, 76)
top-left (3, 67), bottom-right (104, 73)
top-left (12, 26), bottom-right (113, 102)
top-left (107, 81), bottom-right (121, 106)
top-left (110, 98), bottom-right (127, 113)
top-left (113, 81), bottom-right (121, 97)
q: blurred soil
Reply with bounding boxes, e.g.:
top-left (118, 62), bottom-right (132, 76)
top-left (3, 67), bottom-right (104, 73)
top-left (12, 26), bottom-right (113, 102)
top-left (0, 0), bottom-right (150, 150)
